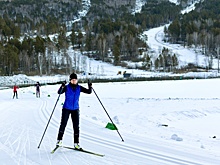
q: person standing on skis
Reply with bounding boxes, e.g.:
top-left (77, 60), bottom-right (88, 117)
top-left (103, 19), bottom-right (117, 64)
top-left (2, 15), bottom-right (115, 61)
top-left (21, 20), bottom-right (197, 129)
top-left (35, 82), bottom-right (41, 98)
top-left (56, 73), bottom-right (92, 149)
top-left (13, 84), bottom-right (19, 99)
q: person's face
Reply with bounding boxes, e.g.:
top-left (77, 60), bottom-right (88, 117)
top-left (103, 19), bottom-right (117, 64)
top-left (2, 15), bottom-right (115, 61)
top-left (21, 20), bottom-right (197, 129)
top-left (70, 79), bottom-right (77, 84)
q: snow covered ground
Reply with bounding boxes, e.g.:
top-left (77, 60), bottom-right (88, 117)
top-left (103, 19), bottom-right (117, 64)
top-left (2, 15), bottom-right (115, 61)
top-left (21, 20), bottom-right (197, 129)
top-left (1, 78), bottom-right (220, 164)
top-left (1, 1), bottom-right (220, 164)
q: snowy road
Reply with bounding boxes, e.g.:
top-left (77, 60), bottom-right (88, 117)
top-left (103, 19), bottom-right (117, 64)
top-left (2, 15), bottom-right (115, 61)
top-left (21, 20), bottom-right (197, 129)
top-left (143, 26), bottom-right (210, 68)
top-left (141, 0), bottom-right (216, 69)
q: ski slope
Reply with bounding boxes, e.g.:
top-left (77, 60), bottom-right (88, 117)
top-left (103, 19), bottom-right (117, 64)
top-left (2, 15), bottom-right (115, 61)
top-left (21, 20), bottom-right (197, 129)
top-left (1, 79), bottom-right (220, 164)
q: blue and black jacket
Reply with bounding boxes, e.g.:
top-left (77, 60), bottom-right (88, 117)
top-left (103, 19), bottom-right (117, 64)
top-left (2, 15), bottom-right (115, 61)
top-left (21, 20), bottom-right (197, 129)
top-left (58, 83), bottom-right (92, 110)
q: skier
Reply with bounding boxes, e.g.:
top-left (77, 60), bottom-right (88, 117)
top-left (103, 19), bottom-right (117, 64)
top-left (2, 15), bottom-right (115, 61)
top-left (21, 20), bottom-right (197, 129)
top-left (13, 84), bottom-right (19, 99)
top-left (56, 73), bottom-right (92, 149)
top-left (35, 82), bottom-right (41, 98)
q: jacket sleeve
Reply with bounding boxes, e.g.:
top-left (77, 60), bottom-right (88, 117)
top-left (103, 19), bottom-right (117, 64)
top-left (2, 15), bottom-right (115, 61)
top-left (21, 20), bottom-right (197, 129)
top-left (58, 86), bottom-right (66, 94)
top-left (80, 85), bottom-right (92, 94)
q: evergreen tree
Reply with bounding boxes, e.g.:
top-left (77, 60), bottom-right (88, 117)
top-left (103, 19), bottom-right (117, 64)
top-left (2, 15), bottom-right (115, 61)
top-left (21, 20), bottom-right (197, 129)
top-left (85, 31), bottom-right (92, 51)
top-left (70, 28), bottom-right (76, 47)
top-left (113, 36), bottom-right (121, 65)
top-left (3, 44), bottom-right (19, 75)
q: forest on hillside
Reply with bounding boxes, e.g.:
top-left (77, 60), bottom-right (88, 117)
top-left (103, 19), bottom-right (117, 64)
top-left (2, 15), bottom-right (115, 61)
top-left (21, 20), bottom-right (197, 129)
top-left (167, 0), bottom-right (220, 69)
top-left (0, 0), bottom-right (218, 76)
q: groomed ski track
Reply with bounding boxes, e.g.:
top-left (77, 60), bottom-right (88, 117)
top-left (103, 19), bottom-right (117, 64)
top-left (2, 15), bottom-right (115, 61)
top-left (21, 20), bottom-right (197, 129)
top-left (37, 88), bottom-right (219, 165)
top-left (1, 85), bottom-right (220, 165)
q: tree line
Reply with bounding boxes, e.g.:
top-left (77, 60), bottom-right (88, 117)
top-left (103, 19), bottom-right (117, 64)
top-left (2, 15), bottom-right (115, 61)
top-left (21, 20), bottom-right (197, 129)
top-left (0, 0), bottom-right (202, 75)
top-left (167, 0), bottom-right (220, 69)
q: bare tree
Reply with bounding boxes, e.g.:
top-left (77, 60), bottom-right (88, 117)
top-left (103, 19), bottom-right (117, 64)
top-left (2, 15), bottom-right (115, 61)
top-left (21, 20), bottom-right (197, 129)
top-left (38, 53), bottom-right (44, 76)
top-left (217, 47), bottom-right (220, 73)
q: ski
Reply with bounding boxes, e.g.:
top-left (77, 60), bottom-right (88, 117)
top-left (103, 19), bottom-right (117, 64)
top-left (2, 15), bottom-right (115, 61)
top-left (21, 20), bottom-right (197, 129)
top-left (51, 145), bottom-right (60, 154)
top-left (62, 146), bottom-right (104, 157)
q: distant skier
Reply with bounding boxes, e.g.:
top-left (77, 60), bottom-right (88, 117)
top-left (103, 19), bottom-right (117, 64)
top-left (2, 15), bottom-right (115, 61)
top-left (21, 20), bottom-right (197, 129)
top-left (13, 84), bottom-right (19, 99)
top-left (56, 73), bottom-right (92, 149)
top-left (35, 82), bottom-right (41, 98)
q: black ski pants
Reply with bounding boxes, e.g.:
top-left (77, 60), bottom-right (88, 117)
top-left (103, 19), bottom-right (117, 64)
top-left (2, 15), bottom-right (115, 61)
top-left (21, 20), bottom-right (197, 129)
top-left (57, 108), bottom-right (80, 143)
top-left (13, 91), bottom-right (18, 99)
top-left (36, 89), bottom-right (40, 98)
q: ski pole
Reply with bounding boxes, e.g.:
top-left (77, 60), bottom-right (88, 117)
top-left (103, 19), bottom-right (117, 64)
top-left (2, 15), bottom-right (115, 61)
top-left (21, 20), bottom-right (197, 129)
top-left (91, 85), bottom-right (124, 142)
top-left (38, 85), bottom-right (64, 149)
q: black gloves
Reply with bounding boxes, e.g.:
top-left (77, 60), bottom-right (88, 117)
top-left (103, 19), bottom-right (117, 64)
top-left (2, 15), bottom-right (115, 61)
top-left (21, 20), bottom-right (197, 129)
top-left (61, 82), bottom-right (66, 88)
top-left (88, 80), bottom-right (92, 88)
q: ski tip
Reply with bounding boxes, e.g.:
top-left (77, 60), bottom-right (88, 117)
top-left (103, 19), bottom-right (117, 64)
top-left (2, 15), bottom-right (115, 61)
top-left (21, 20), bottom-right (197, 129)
top-left (51, 146), bottom-right (60, 154)
top-left (51, 149), bottom-right (57, 154)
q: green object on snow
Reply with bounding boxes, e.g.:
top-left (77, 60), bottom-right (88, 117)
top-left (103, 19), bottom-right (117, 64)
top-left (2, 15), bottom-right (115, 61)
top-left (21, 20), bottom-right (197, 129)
top-left (105, 122), bottom-right (117, 130)
top-left (48, 94), bottom-right (50, 97)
